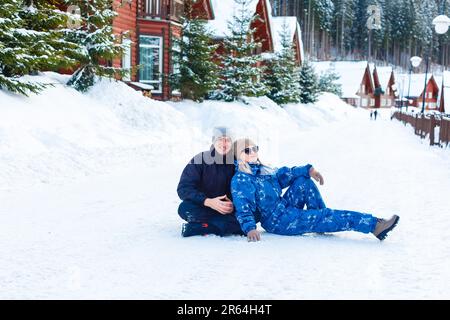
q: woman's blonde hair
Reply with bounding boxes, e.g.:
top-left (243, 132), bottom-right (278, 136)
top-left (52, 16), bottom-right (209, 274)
top-left (233, 138), bottom-right (261, 174)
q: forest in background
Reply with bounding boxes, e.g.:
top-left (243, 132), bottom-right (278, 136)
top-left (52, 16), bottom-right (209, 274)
top-left (270, 0), bottom-right (450, 72)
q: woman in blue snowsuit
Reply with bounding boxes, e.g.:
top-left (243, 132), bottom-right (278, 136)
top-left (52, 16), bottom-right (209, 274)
top-left (231, 138), bottom-right (400, 242)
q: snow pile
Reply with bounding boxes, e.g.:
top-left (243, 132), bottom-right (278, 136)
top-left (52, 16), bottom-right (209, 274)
top-left (284, 92), bottom-right (365, 127)
top-left (0, 73), bottom-right (187, 190)
top-left (0, 72), bottom-right (354, 190)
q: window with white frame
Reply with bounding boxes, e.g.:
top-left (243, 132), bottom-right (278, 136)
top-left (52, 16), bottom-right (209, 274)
top-left (361, 84), bottom-right (365, 93)
top-left (428, 92), bottom-right (433, 99)
top-left (370, 98), bottom-right (375, 106)
top-left (139, 35), bottom-right (162, 93)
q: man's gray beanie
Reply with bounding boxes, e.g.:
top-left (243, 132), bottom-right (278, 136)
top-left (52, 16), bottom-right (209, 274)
top-left (212, 126), bottom-right (234, 142)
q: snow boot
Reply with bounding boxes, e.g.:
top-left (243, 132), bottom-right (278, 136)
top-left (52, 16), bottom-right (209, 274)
top-left (372, 215), bottom-right (400, 241)
top-left (181, 222), bottom-right (223, 237)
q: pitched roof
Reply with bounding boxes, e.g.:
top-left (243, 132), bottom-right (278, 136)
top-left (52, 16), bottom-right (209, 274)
top-left (270, 16), bottom-right (300, 53)
top-left (376, 66), bottom-right (394, 90)
top-left (207, 0), bottom-right (272, 38)
top-left (396, 73), bottom-right (429, 98)
top-left (261, 16), bottom-right (304, 62)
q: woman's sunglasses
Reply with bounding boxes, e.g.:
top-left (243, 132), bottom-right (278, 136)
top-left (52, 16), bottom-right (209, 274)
top-left (242, 146), bottom-right (259, 154)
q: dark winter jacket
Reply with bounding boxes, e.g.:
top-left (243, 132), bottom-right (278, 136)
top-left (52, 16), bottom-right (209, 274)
top-left (231, 162), bottom-right (312, 234)
top-left (177, 145), bottom-right (235, 205)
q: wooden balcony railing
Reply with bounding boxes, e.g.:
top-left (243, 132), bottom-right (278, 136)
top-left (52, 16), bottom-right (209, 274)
top-left (137, 0), bottom-right (184, 22)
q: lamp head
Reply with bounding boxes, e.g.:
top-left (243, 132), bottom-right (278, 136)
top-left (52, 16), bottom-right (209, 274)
top-left (433, 15), bottom-right (450, 35)
top-left (410, 56), bottom-right (422, 68)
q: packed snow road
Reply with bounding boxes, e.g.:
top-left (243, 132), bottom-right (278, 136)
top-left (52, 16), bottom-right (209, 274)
top-left (1, 107), bottom-right (449, 299)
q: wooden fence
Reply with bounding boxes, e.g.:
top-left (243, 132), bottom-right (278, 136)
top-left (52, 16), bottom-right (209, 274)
top-left (392, 112), bottom-right (450, 147)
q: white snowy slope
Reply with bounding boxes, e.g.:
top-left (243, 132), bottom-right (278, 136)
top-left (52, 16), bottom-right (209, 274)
top-left (0, 73), bottom-right (450, 299)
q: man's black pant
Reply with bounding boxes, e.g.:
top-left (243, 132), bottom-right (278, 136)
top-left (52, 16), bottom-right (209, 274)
top-left (178, 200), bottom-right (243, 236)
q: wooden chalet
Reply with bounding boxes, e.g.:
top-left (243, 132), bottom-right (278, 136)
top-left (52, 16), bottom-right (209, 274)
top-left (357, 64), bottom-right (375, 108)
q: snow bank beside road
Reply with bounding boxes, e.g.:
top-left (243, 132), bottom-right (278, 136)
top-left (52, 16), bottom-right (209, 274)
top-left (2, 73), bottom-right (450, 299)
top-left (0, 73), bottom-right (354, 191)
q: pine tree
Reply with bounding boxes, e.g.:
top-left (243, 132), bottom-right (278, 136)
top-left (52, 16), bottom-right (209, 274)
top-left (332, 0), bottom-right (356, 56)
top-left (314, 0), bottom-right (335, 32)
top-left (0, 0), bottom-right (76, 95)
top-left (20, 0), bottom-right (80, 73)
top-left (318, 70), bottom-right (343, 96)
top-left (369, 0), bottom-right (385, 57)
top-left (170, 2), bottom-right (219, 102)
top-left (65, 0), bottom-right (128, 92)
top-left (349, 0), bottom-right (369, 55)
top-left (265, 20), bottom-right (301, 105)
top-left (415, 0), bottom-right (438, 48)
top-left (298, 60), bottom-right (319, 104)
top-left (212, 0), bottom-right (268, 102)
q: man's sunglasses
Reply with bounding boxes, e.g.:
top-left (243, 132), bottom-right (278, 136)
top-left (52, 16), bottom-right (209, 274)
top-left (242, 146), bottom-right (259, 154)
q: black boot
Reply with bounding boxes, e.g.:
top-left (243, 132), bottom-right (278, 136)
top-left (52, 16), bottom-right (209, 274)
top-left (181, 222), bottom-right (223, 237)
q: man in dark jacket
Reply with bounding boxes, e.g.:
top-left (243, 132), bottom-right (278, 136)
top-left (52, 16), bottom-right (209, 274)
top-left (177, 127), bottom-right (243, 237)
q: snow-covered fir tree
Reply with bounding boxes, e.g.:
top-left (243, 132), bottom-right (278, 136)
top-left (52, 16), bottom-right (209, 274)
top-left (415, 0), bottom-right (438, 48)
top-left (20, 0), bottom-right (79, 73)
top-left (349, 0), bottom-right (384, 58)
top-left (170, 2), bottom-right (219, 102)
top-left (314, 0), bottom-right (334, 32)
top-left (385, 0), bottom-right (406, 46)
top-left (0, 0), bottom-right (76, 95)
top-left (332, 0), bottom-right (356, 55)
top-left (65, 0), bottom-right (128, 92)
top-left (212, 0), bottom-right (268, 102)
top-left (265, 20), bottom-right (301, 105)
top-left (318, 70), bottom-right (343, 97)
top-left (298, 60), bottom-right (319, 104)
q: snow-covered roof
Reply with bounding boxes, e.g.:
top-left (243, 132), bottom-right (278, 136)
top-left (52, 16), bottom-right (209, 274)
top-left (376, 66), bottom-right (394, 90)
top-left (270, 16), bottom-right (298, 53)
top-left (312, 61), bottom-right (368, 98)
top-left (207, 0), bottom-right (273, 38)
top-left (396, 73), bottom-right (429, 98)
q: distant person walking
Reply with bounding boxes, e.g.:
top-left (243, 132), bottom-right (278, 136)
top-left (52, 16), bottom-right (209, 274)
top-left (374, 110), bottom-right (378, 120)
top-left (370, 111), bottom-right (373, 120)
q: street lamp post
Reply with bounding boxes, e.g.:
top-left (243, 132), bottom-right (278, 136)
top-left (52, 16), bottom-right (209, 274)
top-left (432, 14), bottom-right (450, 113)
top-left (406, 56), bottom-right (422, 113)
top-left (421, 54), bottom-right (430, 114)
top-left (418, 15), bottom-right (450, 114)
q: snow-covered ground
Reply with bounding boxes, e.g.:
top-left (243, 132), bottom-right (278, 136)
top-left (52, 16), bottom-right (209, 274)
top-left (1, 73), bottom-right (449, 299)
